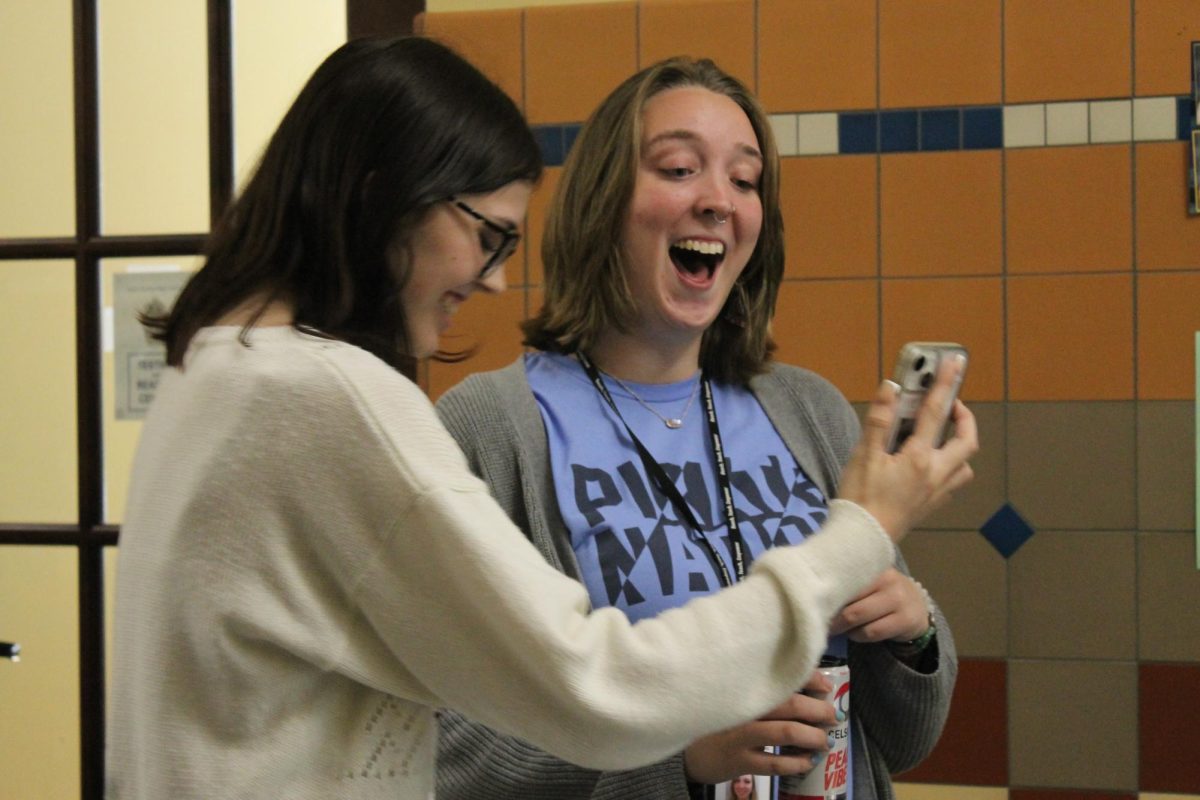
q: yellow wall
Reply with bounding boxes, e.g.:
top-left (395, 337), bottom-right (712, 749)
top-left (0, 3), bottom-right (346, 797)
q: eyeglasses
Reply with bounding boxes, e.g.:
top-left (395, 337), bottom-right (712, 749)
top-left (450, 197), bottom-right (521, 280)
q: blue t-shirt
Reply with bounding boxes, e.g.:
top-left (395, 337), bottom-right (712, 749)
top-left (527, 352), bottom-right (841, 635)
top-left (527, 352), bottom-right (853, 795)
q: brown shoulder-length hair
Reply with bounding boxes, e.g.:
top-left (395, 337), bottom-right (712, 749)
top-left (522, 57), bottom-right (783, 385)
top-left (144, 37), bottom-right (542, 375)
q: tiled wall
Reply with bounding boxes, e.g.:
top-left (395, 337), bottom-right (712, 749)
top-left (416, 1), bottom-right (1200, 797)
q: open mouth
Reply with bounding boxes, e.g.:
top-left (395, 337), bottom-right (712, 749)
top-left (669, 238), bottom-right (725, 282)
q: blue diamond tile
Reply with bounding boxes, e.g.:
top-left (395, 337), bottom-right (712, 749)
top-left (921, 108), bottom-right (961, 151)
top-left (963, 106), bottom-right (1003, 150)
top-left (980, 503), bottom-right (1035, 559)
top-left (533, 125), bottom-right (564, 167)
top-left (839, 112), bottom-right (879, 154)
top-left (881, 110), bottom-right (919, 152)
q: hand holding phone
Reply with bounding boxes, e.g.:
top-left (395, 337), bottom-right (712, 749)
top-left (884, 342), bottom-right (968, 454)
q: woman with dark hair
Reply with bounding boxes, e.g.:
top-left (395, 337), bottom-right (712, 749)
top-left (435, 57), bottom-right (967, 800)
top-left (106, 39), bottom-right (973, 800)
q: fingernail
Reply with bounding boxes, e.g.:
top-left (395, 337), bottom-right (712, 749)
top-left (884, 379), bottom-right (900, 396)
top-left (811, 752), bottom-right (823, 765)
top-left (954, 353), bottom-right (967, 368)
top-left (826, 732), bottom-right (836, 748)
top-left (836, 710), bottom-right (847, 722)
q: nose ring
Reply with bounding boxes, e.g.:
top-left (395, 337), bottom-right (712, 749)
top-left (709, 206), bottom-right (735, 225)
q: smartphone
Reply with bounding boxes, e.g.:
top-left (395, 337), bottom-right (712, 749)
top-left (884, 342), bottom-right (968, 454)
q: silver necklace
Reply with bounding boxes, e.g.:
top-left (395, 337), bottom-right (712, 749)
top-left (601, 369), bottom-right (700, 429)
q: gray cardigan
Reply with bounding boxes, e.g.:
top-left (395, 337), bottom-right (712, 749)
top-left (434, 357), bottom-right (956, 800)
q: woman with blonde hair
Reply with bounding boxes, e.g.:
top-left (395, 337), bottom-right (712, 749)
top-left (436, 57), bottom-right (969, 800)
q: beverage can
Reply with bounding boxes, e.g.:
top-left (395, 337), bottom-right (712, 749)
top-left (777, 657), bottom-right (849, 800)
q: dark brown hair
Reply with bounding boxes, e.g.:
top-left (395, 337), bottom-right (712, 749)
top-left (145, 37), bottom-right (542, 374)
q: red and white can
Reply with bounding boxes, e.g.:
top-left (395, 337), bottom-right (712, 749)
top-left (777, 657), bottom-right (849, 800)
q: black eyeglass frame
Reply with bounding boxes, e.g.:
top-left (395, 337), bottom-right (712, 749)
top-left (450, 196), bottom-right (521, 280)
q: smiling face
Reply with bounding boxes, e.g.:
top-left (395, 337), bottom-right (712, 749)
top-left (619, 86), bottom-right (763, 351)
top-left (392, 180), bottom-right (531, 358)
top-left (731, 774), bottom-right (754, 799)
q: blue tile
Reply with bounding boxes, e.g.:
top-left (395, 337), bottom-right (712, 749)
top-left (979, 503), bottom-right (1036, 559)
top-left (921, 108), bottom-right (961, 151)
top-left (1177, 96), bottom-right (1196, 141)
top-left (563, 124), bottom-right (582, 159)
top-left (881, 110), bottom-right (919, 153)
top-left (963, 107), bottom-right (1003, 150)
top-left (838, 112), bottom-right (879, 154)
top-left (533, 125), bottom-right (565, 167)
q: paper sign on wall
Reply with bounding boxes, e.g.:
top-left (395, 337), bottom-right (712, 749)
top-left (113, 271), bottom-right (190, 420)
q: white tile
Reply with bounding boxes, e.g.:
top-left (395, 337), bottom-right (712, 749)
top-left (1046, 101), bottom-right (1089, 145)
top-left (769, 113), bottom-right (798, 157)
top-left (1004, 103), bottom-right (1045, 148)
top-left (1090, 99), bottom-right (1132, 143)
top-left (1133, 96), bottom-right (1178, 141)
top-left (796, 112), bottom-right (839, 155)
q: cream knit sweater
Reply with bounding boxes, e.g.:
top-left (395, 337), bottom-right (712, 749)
top-left (105, 326), bottom-right (893, 799)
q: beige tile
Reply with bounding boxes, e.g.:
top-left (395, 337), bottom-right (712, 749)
top-left (1090, 99), bottom-right (1132, 144)
top-left (1133, 96), bottom-right (1179, 141)
top-left (1045, 101), bottom-right (1089, 146)
top-left (1138, 531), bottom-right (1200, 661)
top-left (1004, 103), bottom-right (1045, 148)
top-left (901, 530), bottom-right (1008, 658)
top-left (1009, 659), bottom-right (1138, 790)
top-left (1007, 402), bottom-right (1136, 530)
top-left (920, 402), bottom-right (1006, 531)
top-left (1137, 401), bottom-right (1195, 532)
top-left (1010, 531), bottom-right (1136, 659)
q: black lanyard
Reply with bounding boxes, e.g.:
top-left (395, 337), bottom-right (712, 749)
top-left (576, 352), bottom-right (747, 587)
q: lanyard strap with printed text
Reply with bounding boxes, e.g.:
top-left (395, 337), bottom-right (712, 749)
top-left (576, 352), bottom-right (746, 586)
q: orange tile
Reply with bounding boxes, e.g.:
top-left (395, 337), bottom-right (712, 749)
top-left (881, 278), bottom-right (1004, 402)
top-left (1136, 142), bottom-right (1200, 271)
top-left (1137, 271), bottom-right (1200, 400)
top-left (1006, 145), bottom-right (1132, 274)
top-left (525, 2), bottom-right (637, 124)
top-left (880, 0), bottom-right (1002, 108)
top-left (639, 0), bottom-right (755, 91)
top-left (525, 166), bottom-right (561, 287)
top-left (773, 279), bottom-right (879, 402)
top-left (427, 288), bottom-right (528, 400)
top-left (758, 0), bottom-right (876, 112)
top-left (1134, 0), bottom-right (1200, 96)
top-left (881, 151), bottom-right (1002, 278)
top-left (421, 9), bottom-right (525, 108)
top-left (781, 155), bottom-right (878, 280)
top-left (1004, 0), bottom-right (1131, 102)
top-left (1007, 273), bottom-right (1134, 400)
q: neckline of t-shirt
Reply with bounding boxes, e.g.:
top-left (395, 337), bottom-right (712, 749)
top-left (533, 350), bottom-right (702, 403)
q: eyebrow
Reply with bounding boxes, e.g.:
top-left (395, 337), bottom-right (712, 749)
top-left (644, 129), bottom-right (763, 161)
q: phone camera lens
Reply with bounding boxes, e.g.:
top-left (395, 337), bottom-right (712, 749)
top-left (920, 371), bottom-right (933, 389)
top-left (913, 355), bottom-right (926, 370)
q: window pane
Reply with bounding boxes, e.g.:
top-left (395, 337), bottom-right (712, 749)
top-left (0, 0), bottom-right (75, 238)
top-left (98, 0), bottom-right (208, 235)
top-left (0, 546), bottom-right (81, 798)
top-left (233, 0), bottom-right (346, 189)
top-left (101, 257), bottom-right (200, 524)
top-left (0, 260), bottom-right (77, 524)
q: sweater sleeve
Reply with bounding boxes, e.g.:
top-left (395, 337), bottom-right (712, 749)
top-left (318, 351), bottom-right (898, 771)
